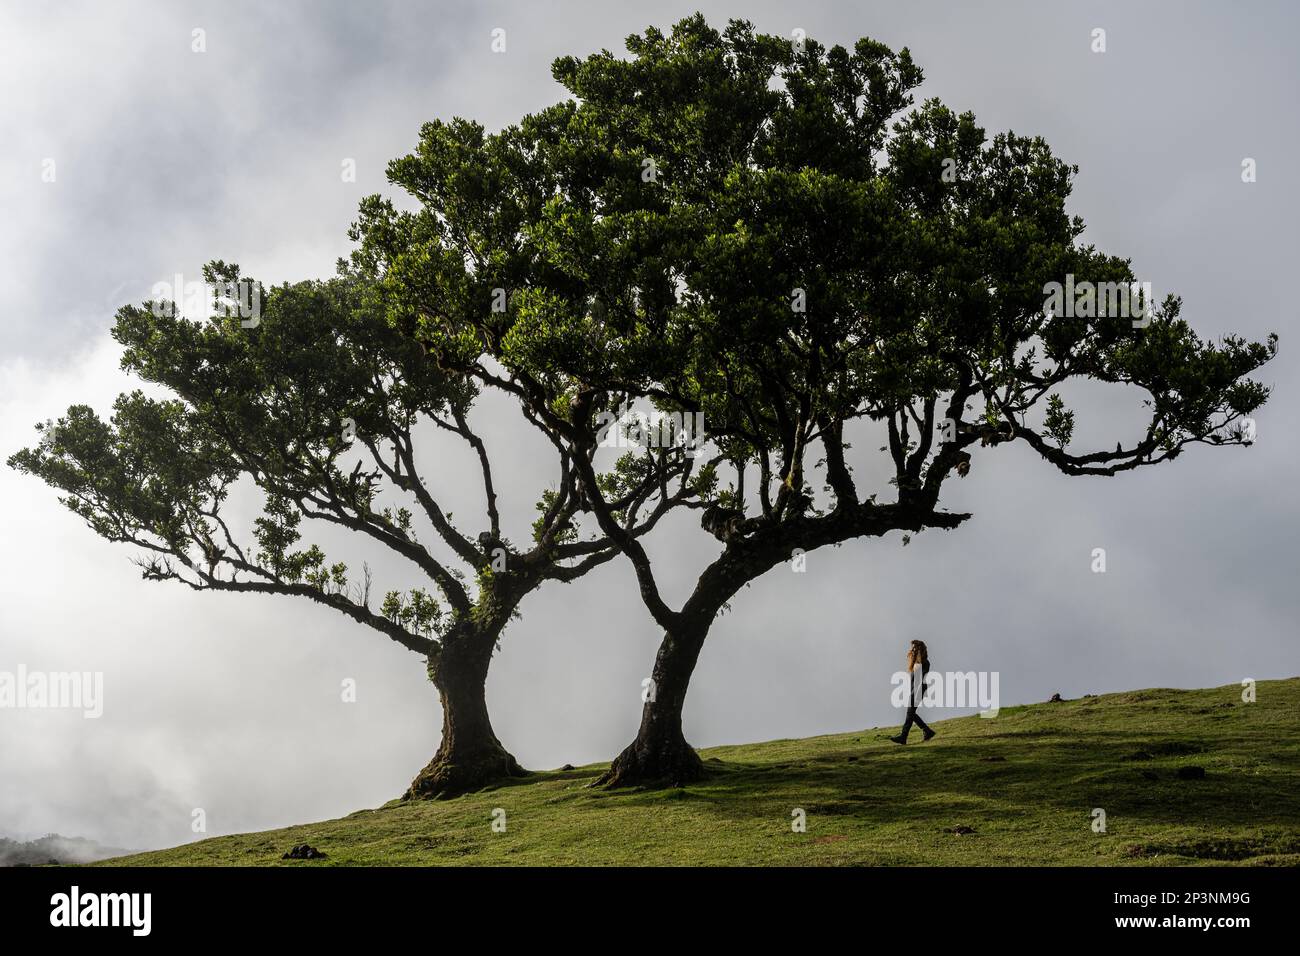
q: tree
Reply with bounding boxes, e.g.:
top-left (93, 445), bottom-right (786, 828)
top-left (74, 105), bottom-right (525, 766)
top-left (365, 15), bottom-right (1277, 786)
top-left (8, 262), bottom-right (695, 797)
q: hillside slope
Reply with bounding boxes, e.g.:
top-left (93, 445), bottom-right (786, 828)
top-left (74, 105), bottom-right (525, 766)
top-left (104, 679), bottom-right (1300, 866)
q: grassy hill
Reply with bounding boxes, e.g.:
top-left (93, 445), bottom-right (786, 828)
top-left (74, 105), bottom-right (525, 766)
top-left (104, 678), bottom-right (1300, 866)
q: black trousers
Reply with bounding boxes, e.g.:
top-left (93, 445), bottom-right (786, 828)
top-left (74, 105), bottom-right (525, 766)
top-left (899, 705), bottom-right (932, 741)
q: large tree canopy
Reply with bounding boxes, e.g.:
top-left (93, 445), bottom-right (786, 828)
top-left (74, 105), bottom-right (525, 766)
top-left (8, 261), bottom-right (699, 797)
top-left (354, 14), bottom-right (1276, 785)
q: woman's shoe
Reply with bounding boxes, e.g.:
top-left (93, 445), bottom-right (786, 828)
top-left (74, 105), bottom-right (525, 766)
top-left (888, 734), bottom-right (907, 745)
top-left (922, 729), bottom-right (936, 742)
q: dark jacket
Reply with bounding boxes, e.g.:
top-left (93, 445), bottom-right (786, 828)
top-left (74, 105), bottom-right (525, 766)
top-left (909, 660), bottom-right (930, 708)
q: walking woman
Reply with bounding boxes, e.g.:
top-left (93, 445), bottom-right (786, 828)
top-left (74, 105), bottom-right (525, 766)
top-left (890, 640), bottom-right (935, 744)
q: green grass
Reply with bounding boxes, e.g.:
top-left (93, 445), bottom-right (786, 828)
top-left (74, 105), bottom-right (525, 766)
top-left (104, 678), bottom-right (1300, 866)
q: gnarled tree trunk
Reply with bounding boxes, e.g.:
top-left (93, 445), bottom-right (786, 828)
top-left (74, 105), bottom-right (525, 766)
top-left (596, 620), bottom-right (708, 788)
top-left (405, 626), bottom-right (526, 799)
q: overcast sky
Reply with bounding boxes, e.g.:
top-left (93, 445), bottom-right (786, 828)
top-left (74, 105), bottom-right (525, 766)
top-left (1, 0), bottom-right (1296, 852)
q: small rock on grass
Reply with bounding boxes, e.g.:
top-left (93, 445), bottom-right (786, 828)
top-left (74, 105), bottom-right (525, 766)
top-left (282, 844), bottom-right (326, 860)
